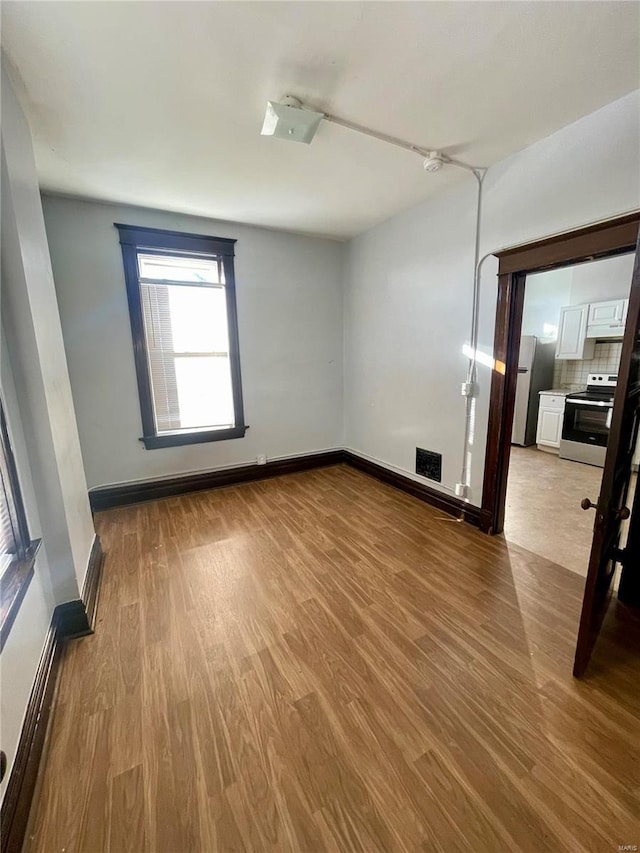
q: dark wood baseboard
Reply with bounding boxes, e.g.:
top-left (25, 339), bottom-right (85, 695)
top-left (88, 450), bottom-right (346, 511)
top-left (0, 600), bottom-right (87, 853)
top-left (0, 536), bottom-right (102, 853)
top-left (88, 449), bottom-right (492, 529)
top-left (342, 451), bottom-right (489, 528)
top-left (0, 618), bottom-right (61, 853)
top-left (82, 535), bottom-right (104, 632)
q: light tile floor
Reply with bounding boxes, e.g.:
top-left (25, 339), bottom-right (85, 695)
top-left (504, 446), bottom-right (603, 576)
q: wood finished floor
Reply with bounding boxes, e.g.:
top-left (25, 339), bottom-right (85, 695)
top-left (26, 465), bottom-right (640, 853)
top-left (504, 447), bottom-right (603, 577)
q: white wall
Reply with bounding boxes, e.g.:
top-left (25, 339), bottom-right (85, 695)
top-left (1, 63), bottom-right (95, 801)
top-left (521, 267), bottom-right (572, 339)
top-left (41, 197), bottom-right (345, 489)
top-left (344, 90), bottom-right (640, 505)
top-left (1, 65), bottom-right (95, 594)
top-left (34, 89), bottom-right (640, 507)
top-left (569, 252), bottom-right (634, 305)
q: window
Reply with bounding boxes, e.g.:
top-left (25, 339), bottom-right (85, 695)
top-left (116, 224), bottom-right (246, 449)
top-left (0, 398), bottom-right (38, 651)
top-left (0, 402), bottom-right (29, 577)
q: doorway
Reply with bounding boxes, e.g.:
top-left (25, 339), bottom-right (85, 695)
top-left (481, 212), bottom-right (640, 537)
top-left (501, 253), bottom-right (635, 576)
top-left (481, 213), bottom-right (640, 674)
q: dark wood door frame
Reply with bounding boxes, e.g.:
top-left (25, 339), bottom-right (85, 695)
top-left (480, 211), bottom-right (640, 535)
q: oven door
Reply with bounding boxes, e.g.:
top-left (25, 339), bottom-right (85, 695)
top-left (562, 399), bottom-right (613, 447)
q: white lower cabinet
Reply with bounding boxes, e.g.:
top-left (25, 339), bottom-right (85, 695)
top-left (536, 393), bottom-right (566, 449)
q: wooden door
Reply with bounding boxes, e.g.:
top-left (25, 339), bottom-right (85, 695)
top-left (574, 235), bottom-right (640, 676)
top-left (618, 470), bottom-right (640, 606)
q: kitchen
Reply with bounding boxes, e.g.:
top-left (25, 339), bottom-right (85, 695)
top-left (504, 251), bottom-right (639, 575)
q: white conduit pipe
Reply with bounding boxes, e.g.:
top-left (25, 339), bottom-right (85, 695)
top-left (319, 110), bottom-right (489, 498)
top-left (449, 165), bottom-right (490, 499)
top-left (323, 113), bottom-right (434, 159)
top-left (459, 246), bottom-right (495, 498)
top-left (405, 153), bottom-right (489, 500)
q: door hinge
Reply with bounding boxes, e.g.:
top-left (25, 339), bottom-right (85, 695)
top-left (611, 547), bottom-right (627, 565)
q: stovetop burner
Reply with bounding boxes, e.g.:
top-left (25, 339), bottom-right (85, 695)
top-left (568, 373), bottom-right (617, 403)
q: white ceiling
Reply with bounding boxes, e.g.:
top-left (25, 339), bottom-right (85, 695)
top-left (2, 1), bottom-right (639, 239)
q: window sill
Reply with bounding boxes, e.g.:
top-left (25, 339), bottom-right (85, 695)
top-left (140, 425), bottom-right (248, 449)
top-left (0, 540), bottom-right (42, 652)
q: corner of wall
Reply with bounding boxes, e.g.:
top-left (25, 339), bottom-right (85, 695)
top-left (1, 64), bottom-right (94, 600)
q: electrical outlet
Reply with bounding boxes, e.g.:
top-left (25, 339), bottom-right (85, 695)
top-left (416, 448), bottom-right (442, 482)
top-left (257, 454), bottom-right (267, 465)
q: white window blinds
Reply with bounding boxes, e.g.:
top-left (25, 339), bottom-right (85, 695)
top-left (137, 253), bottom-right (235, 434)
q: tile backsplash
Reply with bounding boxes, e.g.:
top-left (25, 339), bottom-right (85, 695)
top-left (553, 341), bottom-right (623, 389)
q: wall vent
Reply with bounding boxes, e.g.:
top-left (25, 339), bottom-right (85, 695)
top-left (416, 448), bottom-right (442, 482)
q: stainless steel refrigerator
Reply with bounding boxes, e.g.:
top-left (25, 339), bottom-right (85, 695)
top-left (511, 335), bottom-right (556, 446)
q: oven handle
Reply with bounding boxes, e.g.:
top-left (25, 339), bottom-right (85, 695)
top-left (566, 399), bottom-right (613, 408)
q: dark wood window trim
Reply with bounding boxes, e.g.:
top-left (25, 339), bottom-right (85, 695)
top-left (0, 540), bottom-right (41, 652)
top-left (115, 223), bottom-right (246, 450)
top-left (140, 425), bottom-right (247, 450)
top-left (0, 402), bottom-right (40, 651)
top-left (481, 211), bottom-right (640, 535)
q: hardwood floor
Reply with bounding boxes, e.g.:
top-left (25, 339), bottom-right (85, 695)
top-left (504, 447), bottom-right (604, 576)
top-left (25, 465), bottom-right (640, 852)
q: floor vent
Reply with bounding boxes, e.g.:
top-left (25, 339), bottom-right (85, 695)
top-left (416, 448), bottom-right (442, 482)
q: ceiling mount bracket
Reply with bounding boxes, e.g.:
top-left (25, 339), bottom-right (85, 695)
top-left (280, 95), bottom-right (304, 109)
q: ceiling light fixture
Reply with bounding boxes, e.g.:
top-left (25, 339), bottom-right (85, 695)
top-left (260, 95), bottom-right (324, 144)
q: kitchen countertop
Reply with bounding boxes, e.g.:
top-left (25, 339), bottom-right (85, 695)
top-left (539, 386), bottom-right (587, 396)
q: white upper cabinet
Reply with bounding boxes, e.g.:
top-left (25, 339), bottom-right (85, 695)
top-left (586, 298), bottom-right (628, 338)
top-left (556, 304), bottom-right (596, 360)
